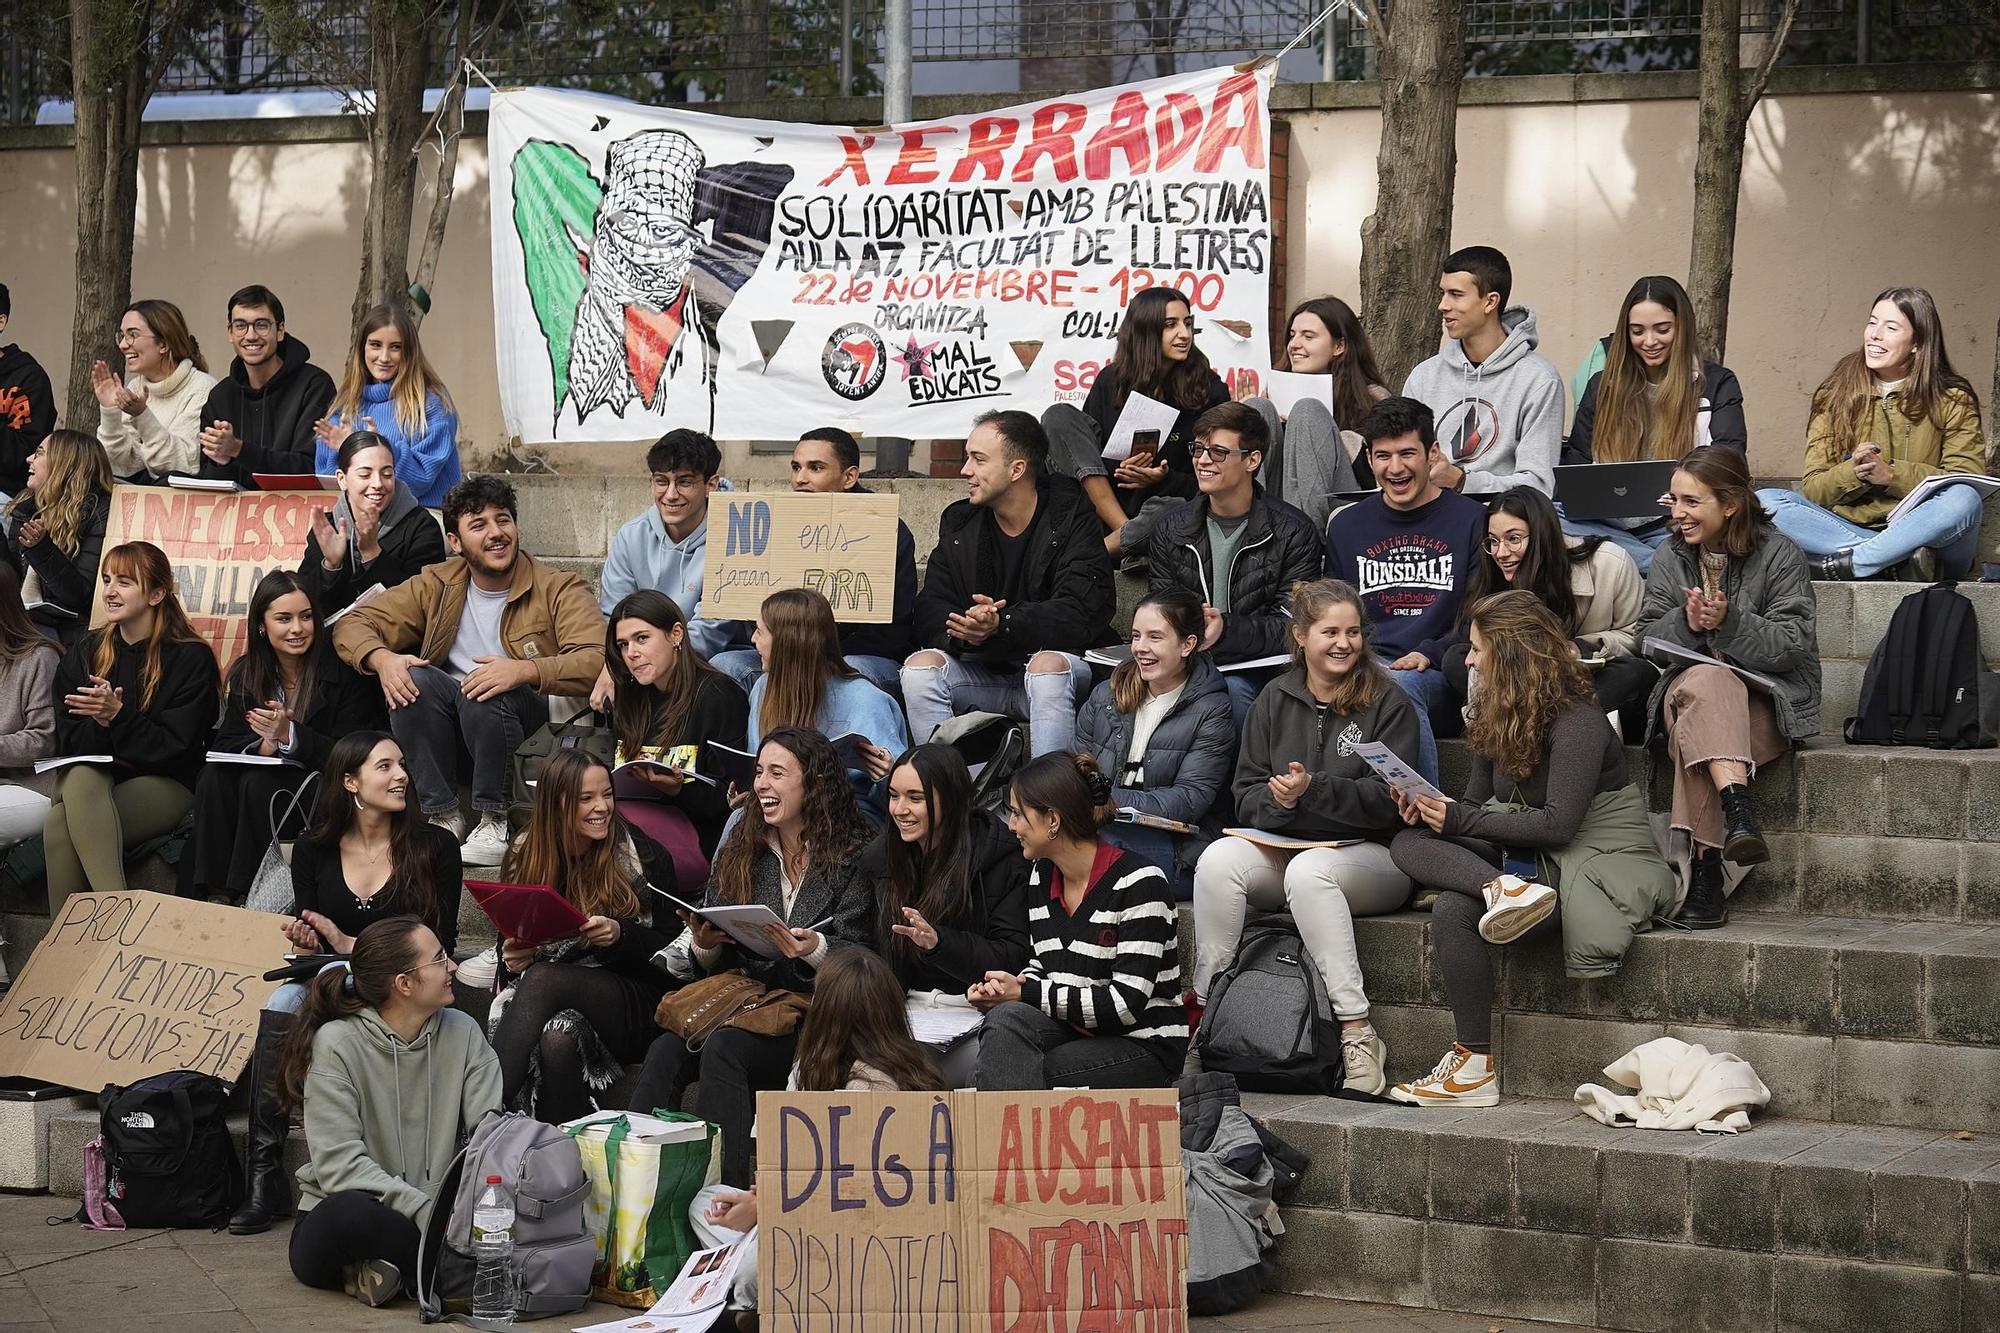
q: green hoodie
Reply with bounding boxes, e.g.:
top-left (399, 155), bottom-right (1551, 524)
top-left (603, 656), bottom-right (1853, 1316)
top-left (296, 1005), bottom-right (502, 1228)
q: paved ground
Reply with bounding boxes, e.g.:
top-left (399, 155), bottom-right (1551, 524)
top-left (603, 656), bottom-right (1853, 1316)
top-left (0, 1195), bottom-right (1607, 1332)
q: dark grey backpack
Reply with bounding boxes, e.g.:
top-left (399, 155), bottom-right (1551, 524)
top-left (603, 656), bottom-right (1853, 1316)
top-left (1192, 914), bottom-right (1344, 1095)
top-left (417, 1111), bottom-right (597, 1325)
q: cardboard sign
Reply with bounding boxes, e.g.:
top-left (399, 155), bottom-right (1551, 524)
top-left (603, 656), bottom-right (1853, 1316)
top-left (757, 1089), bottom-right (1187, 1330)
top-left (0, 892), bottom-right (286, 1092)
top-left (96, 483), bottom-right (333, 671)
top-left (704, 492), bottom-right (899, 624)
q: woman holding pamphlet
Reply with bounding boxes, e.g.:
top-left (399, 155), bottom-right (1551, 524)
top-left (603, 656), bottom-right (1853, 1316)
top-left (1188, 578), bottom-right (1416, 1094)
top-left (746, 588), bottom-right (906, 825)
top-left (297, 431), bottom-right (447, 617)
top-left (1640, 446), bottom-right (1818, 928)
top-left (280, 915), bottom-right (500, 1308)
top-left (1074, 588), bottom-right (1235, 900)
top-left (635, 727), bottom-right (874, 1187)
top-left (1238, 295), bottom-right (1390, 530)
top-left (488, 748), bottom-right (675, 1126)
top-left (600, 589), bottom-right (749, 871)
top-left (1390, 591), bottom-right (1674, 1109)
top-left (858, 743), bottom-right (1030, 1085)
top-left (2, 429), bottom-right (112, 644)
top-left (179, 570), bottom-right (385, 903)
top-left (227, 730), bottom-right (463, 1236)
top-left (1754, 286), bottom-right (1987, 581)
top-left (0, 566), bottom-right (59, 852)
top-left (1042, 286), bottom-right (1230, 558)
top-left (42, 541), bottom-right (218, 908)
top-left (314, 304), bottom-right (460, 508)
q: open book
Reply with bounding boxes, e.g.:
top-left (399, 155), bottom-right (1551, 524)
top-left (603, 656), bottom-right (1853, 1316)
top-left (655, 888), bottom-right (828, 961)
top-left (1222, 827), bottom-right (1360, 851)
top-left (34, 754), bottom-right (113, 775)
top-left (1884, 473), bottom-right (2000, 528)
top-left (1642, 636), bottom-right (1778, 694)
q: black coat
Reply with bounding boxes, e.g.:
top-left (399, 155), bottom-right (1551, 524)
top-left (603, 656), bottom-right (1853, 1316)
top-left (54, 633), bottom-right (220, 789)
top-left (296, 483), bottom-right (447, 615)
top-left (1, 489), bottom-right (109, 643)
top-left (913, 473), bottom-right (1114, 664)
top-left (213, 653), bottom-right (388, 777)
top-left (197, 336), bottom-right (337, 484)
top-left (860, 812), bottom-right (1032, 994)
top-left (1146, 485), bottom-right (1323, 663)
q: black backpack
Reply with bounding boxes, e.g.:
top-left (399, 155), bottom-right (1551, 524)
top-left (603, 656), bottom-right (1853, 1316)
top-left (1192, 915), bottom-right (1343, 1094)
top-left (1844, 582), bottom-right (2000, 749)
top-left (96, 1070), bottom-right (243, 1229)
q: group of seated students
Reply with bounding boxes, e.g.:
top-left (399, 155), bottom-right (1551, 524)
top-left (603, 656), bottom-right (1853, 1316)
top-left (0, 247), bottom-right (1985, 1310)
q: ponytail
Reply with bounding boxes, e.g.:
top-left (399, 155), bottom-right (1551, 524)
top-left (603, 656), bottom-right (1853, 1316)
top-left (276, 914), bottom-right (430, 1110)
top-left (1009, 751), bottom-right (1114, 845)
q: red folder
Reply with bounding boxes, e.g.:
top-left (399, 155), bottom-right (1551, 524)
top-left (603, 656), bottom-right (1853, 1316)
top-left (251, 472), bottom-right (339, 491)
top-left (465, 879), bottom-right (589, 947)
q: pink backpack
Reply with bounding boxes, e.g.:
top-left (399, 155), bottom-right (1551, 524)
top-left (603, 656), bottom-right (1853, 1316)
top-left (76, 1136), bottom-right (126, 1231)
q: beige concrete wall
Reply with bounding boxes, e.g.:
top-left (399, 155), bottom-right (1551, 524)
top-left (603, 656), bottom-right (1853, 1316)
top-left (2, 80), bottom-right (1995, 477)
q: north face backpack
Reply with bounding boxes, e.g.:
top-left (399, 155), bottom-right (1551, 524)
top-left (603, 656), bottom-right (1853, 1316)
top-left (418, 1111), bottom-right (597, 1325)
top-left (1192, 914), bottom-right (1344, 1095)
top-left (1844, 582), bottom-right (2000, 749)
top-left (92, 1070), bottom-right (242, 1229)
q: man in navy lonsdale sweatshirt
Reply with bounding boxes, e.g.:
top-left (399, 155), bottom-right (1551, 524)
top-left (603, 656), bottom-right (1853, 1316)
top-left (1326, 397), bottom-right (1486, 780)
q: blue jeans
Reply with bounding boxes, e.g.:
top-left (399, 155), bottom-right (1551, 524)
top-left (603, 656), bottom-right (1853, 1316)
top-left (1221, 668), bottom-right (1278, 733)
top-left (1558, 512), bottom-right (1668, 574)
top-left (1100, 821), bottom-right (1195, 901)
top-left (900, 651), bottom-right (1091, 756)
top-left (1757, 484), bottom-right (1985, 579)
top-left (391, 665), bottom-right (547, 817)
top-left (1385, 664), bottom-right (1443, 784)
top-left (711, 648), bottom-right (903, 699)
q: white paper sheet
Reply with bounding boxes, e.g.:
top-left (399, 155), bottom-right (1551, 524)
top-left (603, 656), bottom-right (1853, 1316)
top-left (1350, 741), bottom-right (1447, 801)
top-left (1101, 390), bottom-right (1182, 463)
top-left (1261, 370), bottom-right (1334, 420)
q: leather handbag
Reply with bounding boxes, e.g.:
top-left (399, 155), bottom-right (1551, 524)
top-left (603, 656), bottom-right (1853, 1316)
top-left (654, 971), bottom-right (810, 1050)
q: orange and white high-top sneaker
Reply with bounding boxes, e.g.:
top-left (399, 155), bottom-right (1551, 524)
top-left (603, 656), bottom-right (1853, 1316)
top-left (1388, 1043), bottom-right (1500, 1108)
top-left (1477, 872), bottom-right (1558, 944)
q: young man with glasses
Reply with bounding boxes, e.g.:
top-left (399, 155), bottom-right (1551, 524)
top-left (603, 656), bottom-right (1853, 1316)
top-left (196, 283), bottom-right (337, 487)
top-left (1145, 401), bottom-right (1323, 727)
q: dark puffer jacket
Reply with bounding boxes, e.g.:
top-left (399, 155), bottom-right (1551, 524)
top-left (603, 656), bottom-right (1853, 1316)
top-left (1146, 487), bottom-right (1324, 664)
top-left (1074, 652), bottom-right (1237, 878)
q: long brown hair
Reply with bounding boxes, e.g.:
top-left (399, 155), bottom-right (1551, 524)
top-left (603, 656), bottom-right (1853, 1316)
top-left (1590, 276), bottom-right (1703, 462)
top-left (1671, 446), bottom-right (1770, 560)
top-left (1108, 287), bottom-right (1217, 414)
top-left (301, 731), bottom-right (441, 924)
top-left (277, 915), bottom-right (433, 1109)
top-left (755, 588), bottom-right (855, 738)
top-left (8, 429), bottom-right (111, 557)
top-left (1110, 588), bottom-right (1202, 714)
top-left (605, 590), bottom-right (726, 759)
top-left (230, 569), bottom-right (323, 724)
top-left (1459, 488), bottom-right (1594, 634)
top-left (503, 748), bottom-right (641, 919)
top-left (329, 303), bottom-right (455, 436)
top-left (89, 542), bottom-right (209, 708)
top-left (793, 946), bottom-right (944, 1093)
top-left (879, 744), bottom-right (975, 969)
top-left (1813, 286), bottom-right (1979, 462)
top-left (1462, 591), bottom-right (1597, 783)
top-left (711, 728), bottom-right (867, 906)
top-left (1287, 578), bottom-right (1388, 715)
top-left (0, 564), bottom-right (54, 663)
top-left (1283, 295), bottom-right (1387, 430)
top-left (124, 298), bottom-right (207, 374)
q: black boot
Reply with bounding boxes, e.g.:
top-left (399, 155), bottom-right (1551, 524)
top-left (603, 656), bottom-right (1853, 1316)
top-left (1810, 550), bottom-right (1857, 581)
top-left (1675, 849), bottom-right (1729, 929)
top-left (229, 1010), bottom-right (295, 1235)
top-left (1719, 783), bottom-right (1768, 865)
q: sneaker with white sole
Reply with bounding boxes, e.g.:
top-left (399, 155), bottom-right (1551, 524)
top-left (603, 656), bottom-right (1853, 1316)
top-left (1341, 1027), bottom-right (1389, 1096)
top-left (460, 813), bottom-right (510, 867)
top-left (345, 1258), bottom-right (403, 1307)
top-left (427, 808), bottom-right (469, 843)
top-left (1388, 1043), bottom-right (1499, 1108)
top-left (1477, 872), bottom-right (1558, 944)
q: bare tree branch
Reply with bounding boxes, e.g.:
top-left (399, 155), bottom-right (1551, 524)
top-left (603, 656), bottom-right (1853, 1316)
top-left (1743, 0), bottom-right (1800, 111)
top-left (1359, 0), bottom-right (1390, 52)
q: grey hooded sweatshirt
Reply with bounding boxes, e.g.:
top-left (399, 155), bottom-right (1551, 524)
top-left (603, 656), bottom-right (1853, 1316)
top-left (1401, 305), bottom-right (1567, 498)
top-left (296, 1005), bottom-right (502, 1227)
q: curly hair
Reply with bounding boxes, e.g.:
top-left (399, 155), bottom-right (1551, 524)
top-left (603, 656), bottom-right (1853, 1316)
top-left (1462, 590), bottom-right (1597, 783)
top-left (711, 727), bottom-right (867, 905)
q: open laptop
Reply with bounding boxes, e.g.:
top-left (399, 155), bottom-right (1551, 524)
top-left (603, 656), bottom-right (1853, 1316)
top-left (1554, 460), bottom-right (1678, 522)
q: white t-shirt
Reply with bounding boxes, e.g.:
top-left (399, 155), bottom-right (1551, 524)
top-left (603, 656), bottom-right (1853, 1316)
top-left (446, 583), bottom-right (511, 679)
top-left (1122, 682), bottom-right (1185, 787)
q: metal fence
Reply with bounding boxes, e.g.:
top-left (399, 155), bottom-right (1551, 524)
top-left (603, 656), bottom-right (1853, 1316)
top-left (5, 0), bottom-right (1993, 126)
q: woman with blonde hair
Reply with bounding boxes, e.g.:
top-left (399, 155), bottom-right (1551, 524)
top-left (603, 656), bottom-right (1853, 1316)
top-left (1755, 286), bottom-right (1986, 581)
top-left (91, 298), bottom-right (218, 482)
top-left (315, 304), bottom-right (460, 507)
top-left (1390, 590), bottom-right (1673, 1109)
top-left (43, 541), bottom-right (219, 906)
top-left (3, 429), bottom-right (113, 642)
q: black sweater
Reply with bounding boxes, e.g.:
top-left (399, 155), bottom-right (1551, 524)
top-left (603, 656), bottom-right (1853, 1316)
top-left (620, 671), bottom-right (750, 856)
top-left (197, 336), bottom-right (337, 484)
top-left (213, 653), bottom-right (387, 776)
top-left (291, 822), bottom-right (464, 955)
top-left (297, 482), bottom-right (447, 615)
top-left (861, 813), bottom-right (1032, 994)
top-left (53, 633), bottom-right (219, 788)
top-left (0, 345), bottom-right (57, 494)
top-left (1021, 843), bottom-right (1187, 1056)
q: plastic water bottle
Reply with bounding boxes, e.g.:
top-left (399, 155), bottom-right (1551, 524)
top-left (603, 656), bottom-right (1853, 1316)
top-left (470, 1174), bottom-right (517, 1325)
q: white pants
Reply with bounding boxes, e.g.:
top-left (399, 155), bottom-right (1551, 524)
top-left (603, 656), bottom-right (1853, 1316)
top-left (0, 785), bottom-right (51, 848)
top-left (1191, 836), bottom-right (1410, 1018)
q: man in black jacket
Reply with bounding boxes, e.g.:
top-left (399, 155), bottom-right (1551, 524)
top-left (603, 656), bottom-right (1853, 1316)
top-left (903, 409), bottom-right (1112, 755)
top-left (1147, 401), bottom-right (1323, 727)
top-left (0, 284), bottom-right (57, 496)
top-left (197, 284), bottom-right (336, 486)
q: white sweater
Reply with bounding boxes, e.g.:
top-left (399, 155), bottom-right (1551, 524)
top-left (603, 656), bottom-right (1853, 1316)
top-left (97, 358), bottom-right (219, 480)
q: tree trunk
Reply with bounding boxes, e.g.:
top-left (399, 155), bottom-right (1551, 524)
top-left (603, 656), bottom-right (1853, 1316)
top-left (1357, 0), bottom-right (1466, 389)
top-left (407, 5), bottom-right (475, 334)
top-left (1687, 0), bottom-right (1746, 367)
top-left (65, 0), bottom-right (152, 426)
top-left (350, 0), bottom-right (430, 332)
top-left (725, 0), bottom-right (772, 103)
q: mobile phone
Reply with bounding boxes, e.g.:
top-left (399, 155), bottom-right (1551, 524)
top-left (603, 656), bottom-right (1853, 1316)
top-left (1128, 429), bottom-right (1161, 462)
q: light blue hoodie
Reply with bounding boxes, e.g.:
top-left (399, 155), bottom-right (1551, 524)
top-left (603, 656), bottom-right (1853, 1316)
top-left (598, 485), bottom-right (750, 658)
top-left (1400, 304), bottom-right (1567, 498)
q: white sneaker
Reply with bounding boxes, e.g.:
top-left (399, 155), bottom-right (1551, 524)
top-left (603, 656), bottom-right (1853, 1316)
top-left (1341, 1027), bottom-right (1389, 1096)
top-left (460, 814), bottom-right (510, 867)
top-left (1387, 1044), bottom-right (1499, 1108)
top-left (1477, 872), bottom-right (1558, 944)
top-left (454, 946), bottom-right (499, 990)
top-left (427, 808), bottom-right (468, 842)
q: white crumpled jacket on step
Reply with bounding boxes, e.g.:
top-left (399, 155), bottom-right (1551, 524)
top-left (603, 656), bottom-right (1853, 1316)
top-left (1574, 1037), bottom-right (1771, 1133)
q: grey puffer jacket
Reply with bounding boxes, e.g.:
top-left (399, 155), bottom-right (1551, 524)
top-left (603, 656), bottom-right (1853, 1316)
top-left (1074, 653), bottom-right (1236, 875)
top-left (1638, 529), bottom-right (1821, 740)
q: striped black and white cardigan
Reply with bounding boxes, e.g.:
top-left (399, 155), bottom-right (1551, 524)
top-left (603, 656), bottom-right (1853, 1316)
top-left (1020, 845), bottom-right (1188, 1056)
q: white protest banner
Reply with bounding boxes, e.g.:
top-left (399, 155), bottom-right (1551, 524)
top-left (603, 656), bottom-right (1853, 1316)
top-left (0, 892), bottom-right (286, 1091)
top-left (488, 64), bottom-right (1274, 443)
top-left (703, 491), bottom-right (899, 623)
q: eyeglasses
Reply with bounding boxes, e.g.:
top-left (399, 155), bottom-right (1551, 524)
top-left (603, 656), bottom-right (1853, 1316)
top-left (229, 319), bottom-right (276, 335)
top-left (1482, 533), bottom-right (1531, 553)
top-left (403, 950), bottom-right (451, 976)
top-left (114, 329), bottom-right (154, 344)
top-left (1188, 444), bottom-right (1247, 462)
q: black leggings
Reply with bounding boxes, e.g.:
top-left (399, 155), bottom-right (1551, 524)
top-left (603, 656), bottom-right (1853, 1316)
top-left (491, 962), bottom-right (665, 1124)
top-left (626, 1027), bottom-right (801, 1188)
top-left (290, 1191), bottom-right (421, 1291)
